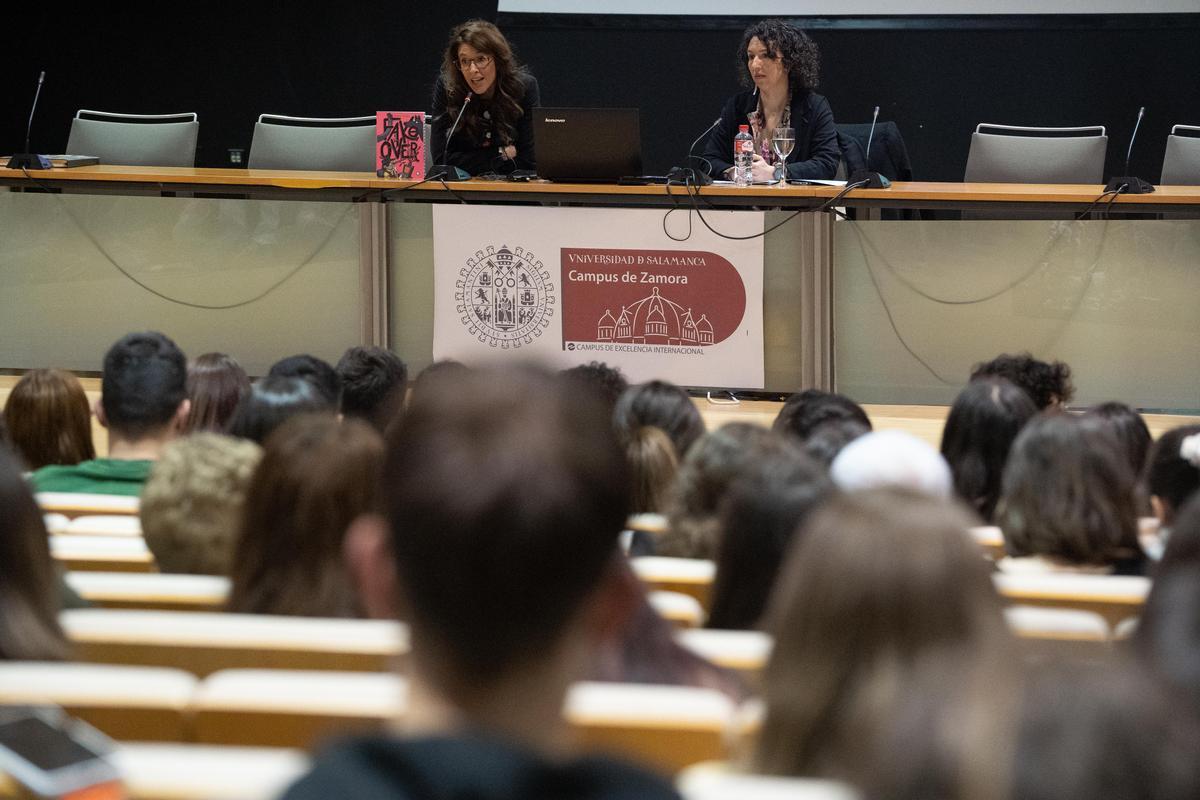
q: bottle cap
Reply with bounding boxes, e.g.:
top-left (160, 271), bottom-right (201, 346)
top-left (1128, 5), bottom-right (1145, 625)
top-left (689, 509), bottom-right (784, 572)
top-left (738, 125), bottom-right (749, 132)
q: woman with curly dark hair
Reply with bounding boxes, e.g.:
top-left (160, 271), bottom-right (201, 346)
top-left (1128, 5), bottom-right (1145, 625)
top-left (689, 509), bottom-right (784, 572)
top-left (431, 20), bottom-right (539, 176)
top-left (701, 19), bottom-right (839, 183)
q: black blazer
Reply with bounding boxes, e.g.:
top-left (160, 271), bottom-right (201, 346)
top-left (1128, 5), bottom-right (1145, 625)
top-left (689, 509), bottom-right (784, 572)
top-left (430, 73), bottom-right (540, 176)
top-left (701, 89), bottom-right (839, 181)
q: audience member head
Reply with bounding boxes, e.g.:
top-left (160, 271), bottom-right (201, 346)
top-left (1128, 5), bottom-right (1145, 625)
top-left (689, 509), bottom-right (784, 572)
top-left (336, 346), bottom-right (408, 433)
top-left (227, 375), bottom-right (333, 445)
top-left (1011, 662), bottom-right (1200, 800)
top-left (613, 379), bottom-right (704, 461)
top-left (267, 354), bottom-right (341, 407)
top-left (830, 429), bottom-right (954, 499)
top-left (708, 438), bottom-right (832, 631)
top-left (408, 359), bottom-right (470, 406)
top-left (773, 389), bottom-right (872, 443)
top-left (227, 414), bottom-right (383, 618)
top-left (1156, 494), bottom-right (1200, 573)
top-left (99, 331), bottom-right (188, 447)
top-left (3, 369), bottom-right (95, 470)
top-left (1134, 538), bottom-right (1200, 717)
top-left (969, 352), bottom-right (1074, 410)
top-left (659, 423), bottom-right (773, 559)
top-left (1081, 401), bottom-right (1152, 482)
top-left (1146, 425), bottom-right (1200, 527)
top-left (0, 446), bottom-right (68, 660)
top-left (800, 417), bottom-right (870, 469)
top-left (624, 425), bottom-right (679, 515)
top-left (140, 434), bottom-right (262, 575)
top-left (755, 487), bottom-right (1010, 781)
top-left (561, 361), bottom-right (629, 416)
top-left (351, 364), bottom-right (632, 714)
top-left (939, 378), bottom-right (1037, 522)
top-left (183, 352), bottom-right (250, 435)
top-left (997, 413), bottom-right (1143, 568)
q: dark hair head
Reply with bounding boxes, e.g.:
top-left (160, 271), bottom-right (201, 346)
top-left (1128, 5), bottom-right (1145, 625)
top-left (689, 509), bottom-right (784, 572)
top-left (1134, 552), bottom-right (1200, 716)
top-left (100, 331), bottom-right (187, 439)
top-left (561, 361), bottom-right (629, 416)
top-left (336, 346), bottom-right (408, 434)
top-left (382, 364), bottom-right (629, 692)
top-left (409, 360), bottom-right (470, 406)
top-left (756, 487), bottom-right (1009, 778)
top-left (3, 369), bottom-right (95, 470)
top-left (1156, 493), bottom-right (1200, 574)
top-left (613, 380), bottom-right (705, 461)
top-left (0, 445), bottom-right (68, 660)
top-left (997, 413), bottom-right (1143, 566)
top-left (439, 20), bottom-right (532, 150)
top-left (737, 19), bottom-right (821, 91)
top-left (940, 378), bottom-right (1038, 522)
top-left (227, 375), bottom-right (334, 445)
top-left (1146, 425), bottom-right (1200, 524)
top-left (267, 354), bottom-right (341, 407)
top-left (773, 389), bottom-right (872, 443)
top-left (969, 352), bottom-right (1074, 410)
top-left (660, 423), bottom-right (774, 559)
top-left (801, 417), bottom-right (870, 469)
top-left (1081, 402), bottom-right (1152, 481)
top-left (625, 425), bottom-right (679, 515)
top-left (228, 414), bottom-right (384, 618)
top-left (184, 353), bottom-right (250, 435)
top-left (708, 438), bottom-right (833, 631)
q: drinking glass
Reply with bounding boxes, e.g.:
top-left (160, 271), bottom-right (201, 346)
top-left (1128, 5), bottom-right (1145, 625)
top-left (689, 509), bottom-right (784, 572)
top-left (771, 127), bottom-right (795, 187)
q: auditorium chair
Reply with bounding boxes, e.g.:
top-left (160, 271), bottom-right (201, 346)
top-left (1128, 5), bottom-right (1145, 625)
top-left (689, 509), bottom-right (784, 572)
top-left (38, 491), bottom-right (140, 518)
top-left (64, 572), bottom-right (230, 612)
top-left (247, 114), bottom-right (375, 172)
top-left (632, 556), bottom-right (715, 609)
top-left (1160, 124), bottom-right (1200, 185)
top-left (678, 762), bottom-right (860, 800)
top-left (965, 123), bottom-right (1108, 184)
top-left (50, 534), bottom-right (155, 573)
top-left (66, 110), bottom-right (199, 168)
top-left (992, 572), bottom-right (1148, 630)
top-left (52, 514), bottom-right (143, 537)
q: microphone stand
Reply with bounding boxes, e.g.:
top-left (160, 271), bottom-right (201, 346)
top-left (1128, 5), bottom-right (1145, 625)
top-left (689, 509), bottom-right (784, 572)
top-left (7, 70), bottom-right (51, 170)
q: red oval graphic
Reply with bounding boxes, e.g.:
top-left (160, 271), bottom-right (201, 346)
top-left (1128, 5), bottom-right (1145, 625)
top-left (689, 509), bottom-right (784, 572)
top-left (560, 248), bottom-right (747, 348)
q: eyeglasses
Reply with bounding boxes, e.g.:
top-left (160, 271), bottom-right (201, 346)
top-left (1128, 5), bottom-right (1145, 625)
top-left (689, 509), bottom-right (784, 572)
top-left (458, 54), bottom-right (493, 71)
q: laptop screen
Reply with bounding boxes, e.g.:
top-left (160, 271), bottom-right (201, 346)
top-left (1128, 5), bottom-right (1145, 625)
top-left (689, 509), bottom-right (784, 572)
top-left (534, 107), bottom-right (642, 182)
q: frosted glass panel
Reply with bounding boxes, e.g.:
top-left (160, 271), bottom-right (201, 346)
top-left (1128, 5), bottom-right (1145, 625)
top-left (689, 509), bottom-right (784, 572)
top-left (0, 192), bottom-right (362, 374)
top-left (833, 219), bottom-right (1200, 412)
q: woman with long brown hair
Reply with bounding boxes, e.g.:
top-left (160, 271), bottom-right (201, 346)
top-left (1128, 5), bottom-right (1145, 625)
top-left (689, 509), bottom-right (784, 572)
top-left (3, 368), bottom-right (95, 471)
top-left (184, 352), bottom-right (251, 434)
top-left (431, 19), bottom-right (539, 176)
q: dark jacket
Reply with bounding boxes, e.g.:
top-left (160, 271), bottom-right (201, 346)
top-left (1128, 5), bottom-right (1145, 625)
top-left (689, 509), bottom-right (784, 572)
top-left (280, 734), bottom-right (681, 800)
top-left (431, 73), bottom-right (540, 176)
top-left (701, 89), bottom-right (839, 181)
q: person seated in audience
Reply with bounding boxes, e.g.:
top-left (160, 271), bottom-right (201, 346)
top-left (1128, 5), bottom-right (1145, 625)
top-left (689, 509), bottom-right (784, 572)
top-left (139, 433), bottom-right (262, 575)
top-left (32, 332), bottom-right (188, 495)
top-left (1082, 401), bottom-right (1153, 484)
top-left (772, 388), bottom-right (872, 444)
top-left (996, 413), bottom-right (1146, 575)
top-left (227, 375), bottom-right (333, 445)
top-left (624, 425), bottom-right (679, 516)
top-left (431, 19), bottom-right (539, 177)
top-left (3, 368), bottom-right (96, 471)
top-left (1145, 425), bottom-right (1200, 539)
top-left (657, 423), bottom-right (772, 559)
top-left (939, 378), bottom-right (1037, 523)
top-left (613, 379), bottom-right (705, 463)
top-left (284, 364), bottom-right (678, 799)
top-left (798, 416), bottom-right (870, 469)
top-left (267, 353), bottom-right (342, 408)
top-left (183, 352), bottom-right (251, 434)
top-left (707, 437), bottom-right (832, 631)
top-left (969, 351), bottom-right (1074, 410)
top-left (408, 359), bottom-right (470, 406)
top-left (0, 446), bottom-right (69, 660)
top-left (830, 429), bottom-right (953, 499)
top-left (336, 346), bottom-right (409, 434)
top-left (227, 414), bottom-right (383, 618)
top-left (700, 19), bottom-right (839, 183)
top-left (754, 487), bottom-right (1013, 789)
top-left (561, 361), bottom-right (629, 417)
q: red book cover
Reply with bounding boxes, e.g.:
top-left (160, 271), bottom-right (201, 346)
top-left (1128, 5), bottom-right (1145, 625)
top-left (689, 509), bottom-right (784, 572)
top-left (376, 111), bottom-right (425, 180)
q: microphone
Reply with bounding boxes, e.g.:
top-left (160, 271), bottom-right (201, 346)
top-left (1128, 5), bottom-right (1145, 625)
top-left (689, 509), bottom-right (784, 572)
top-left (1104, 106), bottom-right (1154, 194)
top-left (847, 104), bottom-right (890, 189)
top-left (431, 92), bottom-right (472, 182)
top-left (7, 70), bottom-right (52, 170)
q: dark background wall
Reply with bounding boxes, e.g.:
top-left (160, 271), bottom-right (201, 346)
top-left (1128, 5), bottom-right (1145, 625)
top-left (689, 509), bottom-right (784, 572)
top-left (3, 6), bottom-right (1196, 182)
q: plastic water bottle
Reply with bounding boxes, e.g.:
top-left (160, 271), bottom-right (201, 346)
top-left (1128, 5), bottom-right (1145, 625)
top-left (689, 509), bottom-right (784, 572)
top-left (733, 124), bottom-right (753, 187)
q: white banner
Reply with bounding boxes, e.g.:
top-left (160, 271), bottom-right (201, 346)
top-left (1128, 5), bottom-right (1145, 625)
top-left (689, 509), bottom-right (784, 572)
top-left (432, 205), bottom-right (765, 388)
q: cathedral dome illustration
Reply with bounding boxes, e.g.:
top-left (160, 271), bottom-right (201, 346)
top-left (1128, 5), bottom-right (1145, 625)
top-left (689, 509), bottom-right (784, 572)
top-left (596, 287), bottom-right (713, 346)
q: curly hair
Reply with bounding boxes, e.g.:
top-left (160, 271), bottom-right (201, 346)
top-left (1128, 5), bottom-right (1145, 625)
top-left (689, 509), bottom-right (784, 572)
top-left (969, 352), bottom-right (1075, 410)
top-left (737, 19), bottom-right (821, 91)
top-left (440, 20), bottom-right (531, 149)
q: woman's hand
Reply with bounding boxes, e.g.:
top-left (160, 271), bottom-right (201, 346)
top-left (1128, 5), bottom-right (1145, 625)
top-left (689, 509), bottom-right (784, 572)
top-left (750, 155), bottom-right (776, 183)
top-left (501, 144), bottom-right (517, 161)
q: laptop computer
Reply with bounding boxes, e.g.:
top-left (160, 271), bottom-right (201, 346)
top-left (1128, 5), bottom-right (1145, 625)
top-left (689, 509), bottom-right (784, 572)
top-left (534, 107), bottom-right (642, 182)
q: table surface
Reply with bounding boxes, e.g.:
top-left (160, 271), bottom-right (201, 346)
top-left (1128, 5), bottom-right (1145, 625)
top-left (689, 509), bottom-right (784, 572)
top-left (3, 164), bottom-right (1199, 205)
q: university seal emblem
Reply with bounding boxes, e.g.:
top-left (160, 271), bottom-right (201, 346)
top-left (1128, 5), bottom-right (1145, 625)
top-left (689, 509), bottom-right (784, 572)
top-left (455, 244), bottom-right (555, 348)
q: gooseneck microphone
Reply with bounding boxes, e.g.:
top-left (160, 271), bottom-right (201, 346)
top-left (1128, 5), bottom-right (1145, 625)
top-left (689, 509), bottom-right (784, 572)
top-left (1104, 106), bottom-right (1154, 194)
top-left (431, 92), bottom-right (472, 182)
top-left (7, 70), bottom-right (52, 170)
top-left (684, 117), bottom-right (721, 183)
top-left (847, 104), bottom-right (890, 189)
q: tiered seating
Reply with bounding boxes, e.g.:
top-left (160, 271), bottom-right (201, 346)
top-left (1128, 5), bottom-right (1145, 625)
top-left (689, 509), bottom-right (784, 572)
top-left (37, 492), bottom-right (140, 519)
top-left (50, 534), bottom-right (155, 573)
top-left (64, 572), bottom-right (230, 612)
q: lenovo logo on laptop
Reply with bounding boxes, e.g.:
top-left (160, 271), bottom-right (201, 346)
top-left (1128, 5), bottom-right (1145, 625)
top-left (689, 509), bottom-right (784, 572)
top-left (543, 118), bottom-right (566, 123)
